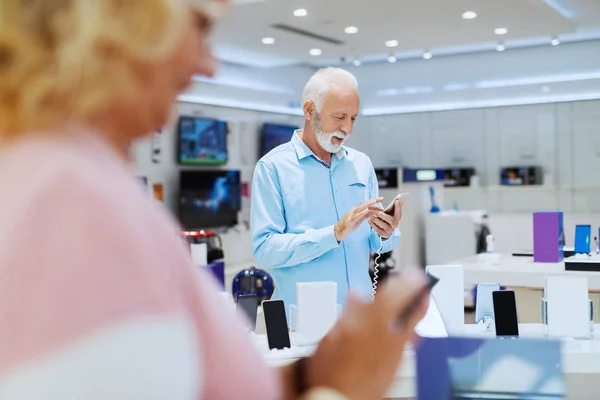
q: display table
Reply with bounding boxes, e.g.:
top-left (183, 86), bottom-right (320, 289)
top-left (451, 253), bottom-right (600, 289)
top-left (449, 254), bottom-right (600, 323)
top-left (257, 324), bottom-right (600, 399)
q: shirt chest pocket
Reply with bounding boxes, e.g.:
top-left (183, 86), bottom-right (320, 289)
top-left (345, 182), bottom-right (368, 210)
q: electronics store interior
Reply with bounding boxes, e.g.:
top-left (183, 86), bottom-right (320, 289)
top-left (6, 1), bottom-right (600, 399)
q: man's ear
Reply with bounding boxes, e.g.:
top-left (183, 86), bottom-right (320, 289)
top-left (303, 101), bottom-right (315, 121)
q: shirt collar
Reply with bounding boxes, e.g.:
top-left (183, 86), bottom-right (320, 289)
top-left (291, 129), bottom-right (347, 161)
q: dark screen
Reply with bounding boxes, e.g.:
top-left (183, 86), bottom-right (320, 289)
top-left (493, 291), bottom-right (519, 337)
top-left (178, 116), bottom-right (228, 165)
top-left (178, 170), bottom-right (241, 229)
top-left (236, 294), bottom-right (259, 332)
top-left (260, 123), bottom-right (297, 157)
top-left (375, 168), bottom-right (398, 189)
top-left (262, 300), bottom-right (291, 350)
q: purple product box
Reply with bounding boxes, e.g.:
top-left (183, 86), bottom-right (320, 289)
top-left (533, 211), bottom-right (564, 263)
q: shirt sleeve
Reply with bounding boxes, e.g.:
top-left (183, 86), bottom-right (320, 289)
top-left (250, 161), bottom-right (340, 268)
top-left (367, 162), bottom-right (400, 253)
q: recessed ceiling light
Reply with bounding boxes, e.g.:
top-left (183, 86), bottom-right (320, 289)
top-left (551, 37), bottom-right (560, 46)
top-left (423, 51), bottom-right (432, 60)
top-left (353, 59), bottom-right (361, 66)
top-left (388, 55), bottom-right (397, 63)
top-left (262, 37), bottom-right (275, 45)
top-left (344, 26), bottom-right (358, 34)
top-left (293, 8), bottom-right (307, 17)
top-left (494, 27), bottom-right (508, 35)
top-left (309, 48), bottom-right (322, 56)
top-left (462, 11), bottom-right (477, 19)
top-left (385, 40), bottom-right (399, 48)
top-left (496, 43), bottom-right (506, 51)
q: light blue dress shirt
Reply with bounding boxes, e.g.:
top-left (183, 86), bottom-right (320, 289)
top-left (250, 131), bottom-right (400, 307)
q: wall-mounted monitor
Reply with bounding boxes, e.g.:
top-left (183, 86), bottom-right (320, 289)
top-left (177, 116), bottom-right (228, 165)
top-left (260, 123), bottom-right (298, 158)
top-left (178, 170), bottom-right (241, 229)
top-left (403, 168), bottom-right (446, 183)
top-left (375, 168), bottom-right (398, 189)
top-left (443, 168), bottom-right (475, 187)
top-left (500, 166), bottom-right (543, 186)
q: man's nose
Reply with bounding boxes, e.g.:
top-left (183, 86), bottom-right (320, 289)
top-left (340, 119), bottom-right (354, 135)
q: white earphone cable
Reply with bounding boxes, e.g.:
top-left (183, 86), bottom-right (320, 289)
top-left (372, 235), bottom-right (384, 301)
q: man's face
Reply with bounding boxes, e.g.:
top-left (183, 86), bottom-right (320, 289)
top-left (310, 87), bottom-right (360, 153)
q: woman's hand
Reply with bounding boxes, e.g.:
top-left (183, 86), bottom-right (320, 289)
top-left (304, 268), bottom-right (429, 400)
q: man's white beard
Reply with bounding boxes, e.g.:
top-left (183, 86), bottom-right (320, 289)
top-left (311, 112), bottom-right (347, 154)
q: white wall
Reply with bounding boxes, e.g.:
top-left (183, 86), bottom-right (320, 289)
top-left (352, 99), bottom-right (600, 213)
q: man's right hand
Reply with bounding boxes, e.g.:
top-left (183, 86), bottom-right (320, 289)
top-left (334, 197), bottom-right (384, 242)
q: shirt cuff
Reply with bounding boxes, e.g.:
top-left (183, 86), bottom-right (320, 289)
top-left (302, 388), bottom-right (349, 400)
top-left (316, 225), bottom-right (340, 251)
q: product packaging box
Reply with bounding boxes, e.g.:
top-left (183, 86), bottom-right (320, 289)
top-left (533, 211), bottom-right (564, 263)
top-left (416, 336), bottom-right (565, 399)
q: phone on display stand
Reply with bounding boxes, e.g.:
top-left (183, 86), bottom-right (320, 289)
top-left (492, 290), bottom-right (519, 338)
top-left (384, 193), bottom-right (410, 216)
top-left (236, 294), bottom-right (259, 332)
top-left (262, 299), bottom-right (291, 350)
top-left (574, 224), bottom-right (591, 254)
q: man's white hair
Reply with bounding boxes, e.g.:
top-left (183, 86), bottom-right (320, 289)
top-left (301, 67), bottom-right (358, 113)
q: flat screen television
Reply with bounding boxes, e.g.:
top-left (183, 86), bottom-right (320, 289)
top-left (260, 123), bottom-right (298, 157)
top-left (177, 116), bottom-right (228, 165)
top-left (178, 170), bottom-right (241, 229)
top-left (375, 168), bottom-right (398, 189)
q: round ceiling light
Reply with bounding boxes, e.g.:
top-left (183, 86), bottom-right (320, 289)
top-left (385, 40), bottom-right (399, 47)
top-left (262, 37), bottom-right (275, 45)
top-left (293, 8), bottom-right (307, 17)
top-left (462, 11), bottom-right (477, 19)
top-left (423, 51), bottom-right (432, 60)
top-left (309, 48), bottom-right (322, 56)
top-left (496, 43), bottom-right (505, 51)
top-left (494, 27), bottom-right (508, 35)
top-left (388, 55), bottom-right (397, 63)
top-left (353, 59), bottom-right (361, 66)
top-left (344, 26), bottom-right (358, 34)
top-left (551, 37), bottom-right (560, 46)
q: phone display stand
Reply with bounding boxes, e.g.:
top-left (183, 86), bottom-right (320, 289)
top-left (541, 297), bottom-right (594, 337)
top-left (294, 282), bottom-right (338, 346)
top-left (544, 276), bottom-right (590, 339)
top-left (475, 282), bottom-right (500, 326)
top-left (290, 304), bottom-right (342, 332)
top-left (425, 265), bottom-right (465, 335)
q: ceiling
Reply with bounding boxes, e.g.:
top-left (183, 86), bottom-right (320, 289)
top-left (213, 0), bottom-right (600, 67)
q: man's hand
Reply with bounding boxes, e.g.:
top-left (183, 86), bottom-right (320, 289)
top-left (334, 197), bottom-right (383, 242)
top-left (368, 198), bottom-right (402, 239)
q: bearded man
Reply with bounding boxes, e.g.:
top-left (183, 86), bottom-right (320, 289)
top-left (250, 67), bottom-right (402, 307)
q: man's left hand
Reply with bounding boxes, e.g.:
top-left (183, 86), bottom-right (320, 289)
top-left (368, 199), bottom-right (402, 239)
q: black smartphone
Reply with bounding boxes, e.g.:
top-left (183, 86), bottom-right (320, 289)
top-left (397, 272), bottom-right (439, 325)
top-left (493, 290), bottom-right (519, 337)
top-left (236, 294), bottom-right (259, 332)
top-left (262, 299), bottom-right (291, 350)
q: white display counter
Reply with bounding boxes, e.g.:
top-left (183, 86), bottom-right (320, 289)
top-left (452, 253), bottom-right (600, 290)
top-left (257, 324), bottom-right (600, 399)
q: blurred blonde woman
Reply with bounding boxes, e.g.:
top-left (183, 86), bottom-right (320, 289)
top-left (0, 1), bottom-right (428, 399)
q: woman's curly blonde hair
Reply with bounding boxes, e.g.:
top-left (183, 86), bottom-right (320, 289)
top-left (0, 0), bottom-right (189, 137)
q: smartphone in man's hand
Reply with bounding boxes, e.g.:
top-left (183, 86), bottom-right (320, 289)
top-left (383, 193), bottom-right (410, 216)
